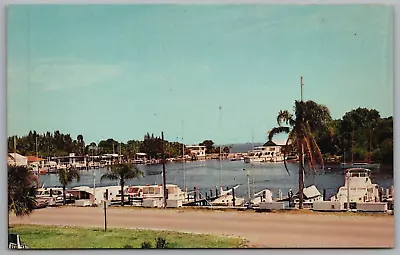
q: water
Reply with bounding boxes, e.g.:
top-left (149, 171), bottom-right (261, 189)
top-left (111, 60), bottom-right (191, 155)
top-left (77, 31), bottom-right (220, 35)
top-left (39, 160), bottom-right (394, 199)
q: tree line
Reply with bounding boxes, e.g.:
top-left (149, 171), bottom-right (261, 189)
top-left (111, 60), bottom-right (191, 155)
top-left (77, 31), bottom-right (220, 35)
top-left (8, 132), bottom-right (188, 159)
top-left (8, 105), bottom-right (392, 164)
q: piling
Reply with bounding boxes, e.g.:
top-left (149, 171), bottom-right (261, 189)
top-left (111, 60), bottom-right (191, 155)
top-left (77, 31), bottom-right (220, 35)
top-left (323, 189), bottom-right (326, 201)
top-left (232, 187), bottom-right (236, 206)
top-left (194, 187), bottom-right (197, 202)
top-left (210, 189), bottom-right (213, 197)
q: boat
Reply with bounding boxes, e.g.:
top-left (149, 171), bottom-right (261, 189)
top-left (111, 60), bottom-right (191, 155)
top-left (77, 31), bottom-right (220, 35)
top-left (68, 185), bottom-right (121, 206)
top-left (36, 187), bottom-right (75, 205)
top-left (243, 141), bottom-right (285, 164)
top-left (124, 184), bottom-right (187, 207)
top-left (285, 153), bottom-right (299, 162)
top-left (330, 168), bottom-right (380, 208)
top-left (209, 185), bottom-right (245, 206)
top-left (292, 185), bottom-right (324, 209)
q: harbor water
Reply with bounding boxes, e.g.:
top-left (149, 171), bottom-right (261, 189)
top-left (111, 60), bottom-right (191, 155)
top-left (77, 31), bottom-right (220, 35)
top-left (39, 160), bottom-right (394, 199)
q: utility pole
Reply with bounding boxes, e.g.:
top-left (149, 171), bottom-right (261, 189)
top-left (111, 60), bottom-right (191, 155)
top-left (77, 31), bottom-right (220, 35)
top-left (162, 132), bottom-right (167, 208)
top-left (104, 189), bottom-right (108, 231)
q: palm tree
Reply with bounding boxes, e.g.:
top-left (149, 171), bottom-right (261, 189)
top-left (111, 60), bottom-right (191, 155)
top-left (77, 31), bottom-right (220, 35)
top-left (8, 165), bottom-right (39, 217)
top-left (58, 166), bottom-right (80, 205)
top-left (268, 100), bottom-right (329, 209)
top-left (100, 163), bottom-right (143, 206)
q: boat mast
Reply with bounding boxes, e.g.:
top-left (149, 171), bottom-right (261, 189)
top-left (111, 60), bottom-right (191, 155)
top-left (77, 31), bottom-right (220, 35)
top-left (351, 125), bottom-right (354, 164)
top-left (161, 131), bottom-right (167, 208)
top-left (219, 106), bottom-right (222, 190)
top-left (36, 136), bottom-right (40, 184)
top-left (369, 130), bottom-right (372, 164)
top-left (251, 127), bottom-right (254, 200)
top-left (182, 119), bottom-right (186, 193)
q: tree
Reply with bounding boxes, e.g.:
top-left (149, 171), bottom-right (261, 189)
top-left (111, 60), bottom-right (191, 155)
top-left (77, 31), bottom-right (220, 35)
top-left (268, 100), bottom-right (328, 209)
top-left (8, 165), bottom-right (38, 217)
top-left (58, 166), bottom-right (81, 205)
top-left (223, 146), bottom-right (231, 154)
top-left (77, 134), bottom-right (85, 155)
top-left (199, 140), bottom-right (215, 154)
top-left (100, 163), bottom-right (143, 206)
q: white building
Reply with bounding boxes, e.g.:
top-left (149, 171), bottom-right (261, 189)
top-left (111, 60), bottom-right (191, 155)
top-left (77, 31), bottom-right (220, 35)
top-left (7, 153), bottom-right (28, 166)
top-left (186, 145), bottom-right (206, 159)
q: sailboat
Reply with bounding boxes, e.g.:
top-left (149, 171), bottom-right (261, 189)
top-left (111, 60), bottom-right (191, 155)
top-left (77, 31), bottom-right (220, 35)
top-left (340, 128), bottom-right (380, 170)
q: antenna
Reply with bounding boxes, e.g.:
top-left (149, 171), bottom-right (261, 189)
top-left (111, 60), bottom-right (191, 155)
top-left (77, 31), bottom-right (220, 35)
top-left (300, 76), bottom-right (304, 101)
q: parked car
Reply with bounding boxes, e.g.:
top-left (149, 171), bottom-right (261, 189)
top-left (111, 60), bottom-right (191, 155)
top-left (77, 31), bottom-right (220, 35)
top-left (8, 234), bottom-right (29, 249)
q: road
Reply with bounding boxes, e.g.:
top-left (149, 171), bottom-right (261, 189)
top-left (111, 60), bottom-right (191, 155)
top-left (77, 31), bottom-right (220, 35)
top-left (9, 207), bottom-right (394, 248)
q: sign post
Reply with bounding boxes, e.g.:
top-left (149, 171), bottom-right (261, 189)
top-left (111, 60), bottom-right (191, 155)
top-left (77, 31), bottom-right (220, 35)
top-left (104, 189), bottom-right (108, 231)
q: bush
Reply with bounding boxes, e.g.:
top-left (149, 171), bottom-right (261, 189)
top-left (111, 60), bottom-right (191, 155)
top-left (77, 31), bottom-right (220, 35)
top-left (141, 241), bottom-right (152, 249)
top-left (155, 237), bottom-right (167, 248)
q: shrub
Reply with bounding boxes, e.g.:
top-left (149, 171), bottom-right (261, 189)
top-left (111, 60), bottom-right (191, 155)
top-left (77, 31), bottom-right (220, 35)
top-left (155, 237), bottom-right (167, 249)
top-left (141, 241), bottom-right (152, 249)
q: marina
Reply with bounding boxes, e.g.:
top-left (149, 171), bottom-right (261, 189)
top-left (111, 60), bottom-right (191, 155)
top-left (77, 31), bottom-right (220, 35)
top-left (34, 159), bottom-right (394, 212)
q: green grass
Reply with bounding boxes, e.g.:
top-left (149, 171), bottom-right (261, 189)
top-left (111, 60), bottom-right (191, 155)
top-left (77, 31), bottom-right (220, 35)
top-left (9, 224), bottom-right (248, 249)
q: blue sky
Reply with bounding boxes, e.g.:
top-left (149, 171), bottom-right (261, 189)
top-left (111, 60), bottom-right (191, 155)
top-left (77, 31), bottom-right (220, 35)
top-left (7, 4), bottom-right (393, 145)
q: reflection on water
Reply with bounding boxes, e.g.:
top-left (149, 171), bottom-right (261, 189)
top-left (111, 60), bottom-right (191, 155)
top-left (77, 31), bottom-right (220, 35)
top-left (39, 160), bottom-right (394, 199)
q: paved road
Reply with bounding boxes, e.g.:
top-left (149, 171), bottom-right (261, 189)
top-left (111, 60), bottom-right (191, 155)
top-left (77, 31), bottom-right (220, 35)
top-left (9, 207), bottom-right (394, 248)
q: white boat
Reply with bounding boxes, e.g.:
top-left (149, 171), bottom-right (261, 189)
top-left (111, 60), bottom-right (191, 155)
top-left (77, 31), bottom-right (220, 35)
top-left (124, 184), bottom-right (186, 207)
top-left (330, 168), bottom-right (380, 207)
top-left (340, 162), bottom-right (380, 170)
top-left (36, 187), bottom-right (74, 205)
top-left (292, 185), bottom-right (324, 209)
top-left (68, 185), bottom-right (121, 206)
top-left (243, 144), bottom-right (284, 164)
top-left (210, 185), bottom-right (245, 206)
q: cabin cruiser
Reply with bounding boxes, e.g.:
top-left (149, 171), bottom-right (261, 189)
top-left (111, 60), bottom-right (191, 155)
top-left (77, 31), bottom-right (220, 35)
top-left (244, 146), bottom-right (284, 163)
top-left (330, 168), bottom-right (379, 206)
top-left (36, 187), bottom-right (75, 205)
top-left (312, 168), bottom-right (386, 212)
top-left (243, 141), bottom-right (284, 164)
top-left (124, 184), bottom-right (186, 207)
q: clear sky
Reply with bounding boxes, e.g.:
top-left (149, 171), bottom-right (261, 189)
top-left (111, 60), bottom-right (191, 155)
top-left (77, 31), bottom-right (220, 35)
top-left (7, 4), bottom-right (393, 146)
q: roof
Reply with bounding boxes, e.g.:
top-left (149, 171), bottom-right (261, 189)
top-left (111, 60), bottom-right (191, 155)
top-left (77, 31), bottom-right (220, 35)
top-left (8, 153), bottom-right (27, 160)
top-left (263, 140), bottom-right (277, 146)
top-left (27, 156), bottom-right (45, 162)
top-left (302, 185), bottom-right (322, 199)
